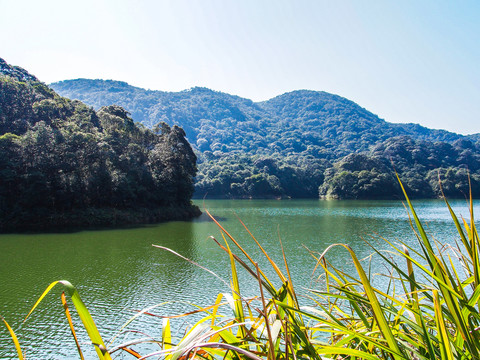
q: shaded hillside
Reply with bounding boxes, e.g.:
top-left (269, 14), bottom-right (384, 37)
top-left (0, 58), bottom-right (199, 231)
top-left (51, 78), bottom-right (480, 199)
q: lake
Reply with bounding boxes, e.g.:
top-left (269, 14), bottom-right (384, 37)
top-left (0, 198), bottom-right (476, 359)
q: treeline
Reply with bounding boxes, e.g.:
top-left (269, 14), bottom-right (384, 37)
top-left (51, 79), bottom-right (480, 199)
top-left (320, 135), bottom-right (480, 199)
top-left (196, 154), bottom-right (329, 198)
top-left (195, 136), bottom-right (480, 200)
top-left (0, 58), bottom-right (199, 231)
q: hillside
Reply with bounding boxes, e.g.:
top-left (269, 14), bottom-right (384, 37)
top-left (51, 79), bottom-right (480, 199)
top-left (51, 80), bottom-right (469, 156)
top-left (0, 58), bottom-right (199, 231)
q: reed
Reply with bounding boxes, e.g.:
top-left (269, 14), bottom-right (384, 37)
top-left (2, 178), bottom-right (480, 359)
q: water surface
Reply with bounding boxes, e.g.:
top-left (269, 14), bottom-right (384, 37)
top-left (0, 199), bottom-right (476, 358)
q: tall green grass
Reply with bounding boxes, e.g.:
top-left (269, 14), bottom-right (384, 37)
top-left (2, 180), bottom-right (480, 359)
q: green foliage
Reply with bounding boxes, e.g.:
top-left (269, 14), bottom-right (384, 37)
top-left (0, 58), bottom-right (199, 231)
top-left (319, 153), bottom-right (399, 199)
top-left (51, 79), bottom-right (480, 199)
top-left (196, 154), bottom-right (328, 198)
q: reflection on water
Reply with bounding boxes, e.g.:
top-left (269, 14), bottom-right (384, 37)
top-left (0, 199), bottom-right (477, 358)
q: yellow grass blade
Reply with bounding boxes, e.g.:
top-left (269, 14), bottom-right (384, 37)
top-left (278, 232), bottom-right (300, 308)
top-left (1, 315), bottom-right (24, 360)
top-left (120, 347), bottom-right (142, 358)
top-left (24, 280), bottom-right (112, 360)
top-left (235, 214), bottom-right (288, 283)
top-left (162, 318), bottom-right (172, 350)
top-left (317, 346), bottom-right (385, 360)
top-left (255, 262), bottom-right (276, 360)
top-left (61, 292), bottom-right (85, 360)
top-left (24, 280), bottom-right (59, 321)
top-left (222, 232), bottom-right (246, 340)
top-left (434, 290), bottom-right (454, 360)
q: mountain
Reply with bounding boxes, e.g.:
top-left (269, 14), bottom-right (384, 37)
top-left (0, 58), bottom-right (199, 231)
top-left (51, 80), bottom-right (471, 157)
top-left (51, 79), bottom-right (480, 199)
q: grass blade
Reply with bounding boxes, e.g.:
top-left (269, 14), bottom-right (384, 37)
top-left (433, 290), bottom-right (454, 360)
top-left (397, 174), bottom-right (477, 355)
top-left (162, 318), bottom-right (171, 350)
top-left (320, 243), bottom-right (404, 359)
top-left (24, 280), bottom-right (112, 360)
top-left (61, 292), bottom-right (85, 360)
top-left (1, 314), bottom-right (24, 360)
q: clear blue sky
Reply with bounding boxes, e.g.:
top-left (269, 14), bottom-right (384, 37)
top-left (1, 0), bottom-right (479, 134)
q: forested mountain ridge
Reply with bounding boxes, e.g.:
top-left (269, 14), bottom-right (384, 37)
top-left (0, 58), bottom-right (200, 231)
top-left (51, 79), bottom-right (480, 199)
top-left (51, 79), bottom-right (471, 158)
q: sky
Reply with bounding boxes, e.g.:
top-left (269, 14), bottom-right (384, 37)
top-left (1, 0), bottom-right (479, 134)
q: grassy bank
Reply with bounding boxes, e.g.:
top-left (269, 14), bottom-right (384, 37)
top-left (2, 180), bottom-right (479, 359)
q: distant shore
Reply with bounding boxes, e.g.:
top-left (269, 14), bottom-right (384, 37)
top-left (0, 204), bottom-right (202, 233)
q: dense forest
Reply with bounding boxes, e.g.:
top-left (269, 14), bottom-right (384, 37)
top-left (0, 58), bottom-right (200, 231)
top-left (52, 79), bottom-right (480, 199)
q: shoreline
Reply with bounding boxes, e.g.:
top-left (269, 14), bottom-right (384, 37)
top-left (0, 204), bottom-right (202, 233)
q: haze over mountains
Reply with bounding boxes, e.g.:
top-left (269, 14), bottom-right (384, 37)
top-left (51, 79), bottom-right (480, 199)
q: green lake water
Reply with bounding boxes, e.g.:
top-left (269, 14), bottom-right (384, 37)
top-left (0, 199), bottom-right (477, 359)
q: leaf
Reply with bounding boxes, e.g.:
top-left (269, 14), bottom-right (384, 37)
top-left (162, 318), bottom-right (172, 350)
top-left (434, 290), bottom-right (454, 360)
top-left (61, 292), bottom-right (85, 360)
top-left (24, 280), bottom-right (112, 360)
top-left (1, 314), bottom-right (24, 360)
top-left (319, 243), bottom-right (404, 359)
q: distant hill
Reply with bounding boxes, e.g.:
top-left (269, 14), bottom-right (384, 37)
top-left (51, 79), bottom-right (471, 156)
top-left (0, 58), bottom-right (199, 231)
top-left (51, 79), bottom-right (480, 199)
